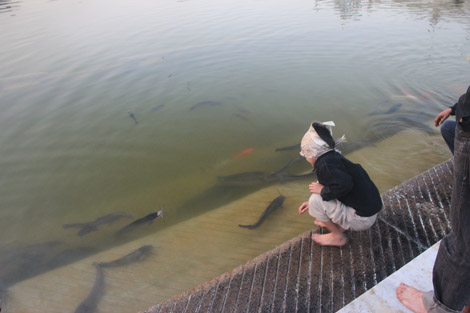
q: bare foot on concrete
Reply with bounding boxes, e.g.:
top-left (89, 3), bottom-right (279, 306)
top-left (314, 220), bottom-right (345, 232)
top-left (396, 283), bottom-right (428, 313)
top-left (312, 232), bottom-right (348, 246)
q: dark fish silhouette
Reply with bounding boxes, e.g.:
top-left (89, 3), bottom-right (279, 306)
top-left (217, 171), bottom-right (267, 186)
top-left (338, 140), bottom-right (376, 154)
top-left (115, 210), bottom-right (163, 236)
top-left (74, 263), bottom-right (105, 313)
top-left (239, 195), bottom-right (286, 229)
top-left (369, 103), bottom-right (403, 115)
top-left (275, 143), bottom-right (300, 152)
top-left (0, 241), bottom-right (63, 289)
top-left (276, 172), bottom-right (316, 182)
top-left (63, 212), bottom-right (133, 237)
top-left (128, 111), bottom-right (138, 124)
top-left (392, 114), bottom-right (434, 133)
top-left (98, 245), bottom-right (153, 268)
top-left (47, 248), bottom-right (97, 269)
top-left (264, 156), bottom-right (304, 182)
top-left (365, 114), bottom-right (435, 140)
top-left (150, 104), bottom-right (165, 112)
top-left (189, 101), bottom-right (222, 111)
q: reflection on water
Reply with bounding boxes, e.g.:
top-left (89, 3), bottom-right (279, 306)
top-left (0, 0), bottom-right (469, 311)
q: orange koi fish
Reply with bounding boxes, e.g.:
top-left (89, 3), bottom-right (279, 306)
top-left (233, 148), bottom-right (255, 159)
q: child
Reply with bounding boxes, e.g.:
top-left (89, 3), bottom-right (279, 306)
top-left (297, 121), bottom-right (383, 246)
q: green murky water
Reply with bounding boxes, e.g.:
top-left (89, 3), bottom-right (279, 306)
top-left (0, 0), bottom-right (469, 311)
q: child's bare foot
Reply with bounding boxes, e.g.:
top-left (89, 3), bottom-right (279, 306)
top-left (314, 220), bottom-right (345, 232)
top-left (312, 232), bottom-right (348, 246)
top-left (396, 283), bottom-right (428, 313)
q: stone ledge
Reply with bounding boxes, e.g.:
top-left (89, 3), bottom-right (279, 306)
top-left (141, 159), bottom-right (453, 313)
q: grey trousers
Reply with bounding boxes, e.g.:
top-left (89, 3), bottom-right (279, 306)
top-left (428, 123), bottom-right (470, 312)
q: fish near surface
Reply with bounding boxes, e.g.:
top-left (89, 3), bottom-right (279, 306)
top-left (369, 103), bottom-right (403, 116)
top-left (189, 101), bottom-right (222, 111)
top-left (115, 210), bottom-right (163, 236)
top-left (74, 263), bottom-right (105, 313)
top-left (233, 148), bottom-right (254, 159)
top-left (63, 212), bottom-right (133, 237)
top-left (276, 172), bottom-right (316, 183)
top-left (150, 104), bottom-right (165, 112)
top-left (98, 245), bottom-right (153, 268)
top-left (128, 111), bottom-right (138, 124)
top-left (264, 156), bottom-right (304, 182)
top-left (275, 143), bottom-right (300, 152)
top-left (217, 171), bottom-right (267, 186)
top-left (239, 195), bottom-right (286, 229)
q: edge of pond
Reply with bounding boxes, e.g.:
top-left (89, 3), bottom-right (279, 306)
top-left (140, 158), bottom-right (454, 313)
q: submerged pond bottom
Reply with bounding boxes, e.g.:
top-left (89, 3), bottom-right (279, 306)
top-left (143, 158), bottom-right (453, 313)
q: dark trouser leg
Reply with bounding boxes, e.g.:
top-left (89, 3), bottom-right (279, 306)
top-left (432, 123), bottom-right (470, 311)
top-left (440, 120), bottom-right (456, 155)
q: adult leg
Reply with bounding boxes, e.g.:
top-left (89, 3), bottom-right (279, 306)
top-left (397, 122), bottom-right (469, 313)
top-left (440, 120), bottom-right (455, 155)
top-left (431, 123), bottom-right (470, 311)
top-left (396, 283), bottom-right (427, 313)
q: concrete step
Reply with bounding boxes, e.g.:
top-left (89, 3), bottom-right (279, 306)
top-left (337, 241), bottom-right (440, 313)
top-left (142, 158), bottom-right (453, 313)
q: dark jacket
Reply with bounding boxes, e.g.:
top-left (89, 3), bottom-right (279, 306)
top-left (314, 150), bottom-right (382, 217)
top-left (449, 85), bottom-right (470, 126)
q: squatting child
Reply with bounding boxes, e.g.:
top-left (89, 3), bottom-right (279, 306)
top-left (297, 121), bottom-right (383, 246)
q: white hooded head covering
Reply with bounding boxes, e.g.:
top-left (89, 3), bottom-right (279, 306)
top-left (300, 121), bottom-right (346, 159)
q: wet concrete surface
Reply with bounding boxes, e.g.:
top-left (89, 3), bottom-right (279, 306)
top-left (141, 159), bottom-right (453, 313)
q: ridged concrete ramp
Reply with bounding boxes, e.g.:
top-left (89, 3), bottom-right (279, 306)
top-left (141, 159), bottom-right (453, 313)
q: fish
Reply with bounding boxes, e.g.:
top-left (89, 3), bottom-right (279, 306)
top-left (276, 172), bottom-right (316, 183)
top-left (98, 245), bottom-right (153, 268)
top-left (338, 140), bottom-right (376, 154)
top-left (47, 248), bottom-right (97, 269)
top-left (264, 156), bottom-right (304, 182)
top-left (115, 210), bottom-right (163, 236)
top-left (63, 212), bottom-right (133, 237)
top-left (274, 143), bottom-right (300, 152)
top-left (0, 241), bottom-right (63, 289)
top-left (393, 115), bottom-right (435, 133)
top-left (217, 171), bottom-right (267, 186)
top-left (238, 195), bottom-right (286, 229)
top-left (150, 104), bottom-right (165, 112)
top-left (233, 148), bottom-right (254, 159)
top-left (392, 94), bottom-right (420, 101)
top-left (232, 112), bottom-right (250, 121)
top-left (369, 103), bottom-right (403, 115)
top-left (74, 263), bottom-right (105, 313)
top-left (128, 111), bottom-right (138, 124)
top-left (189, 101), bottom-right (222, 111)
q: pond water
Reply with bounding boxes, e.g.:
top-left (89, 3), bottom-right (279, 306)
top-left (0, 0), bottom-right (469, 311)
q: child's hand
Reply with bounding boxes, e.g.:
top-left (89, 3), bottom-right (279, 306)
top-left (298, 202), bottom-right (309, 215)
top-left (309, 182), bottom-right (324, 194)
